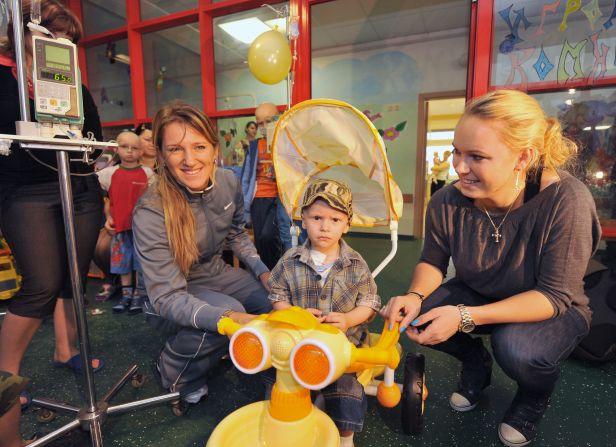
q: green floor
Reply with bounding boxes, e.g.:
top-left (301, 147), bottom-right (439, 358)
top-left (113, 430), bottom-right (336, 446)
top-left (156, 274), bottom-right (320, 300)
top-left (3, 236), bottom-right (616, 446)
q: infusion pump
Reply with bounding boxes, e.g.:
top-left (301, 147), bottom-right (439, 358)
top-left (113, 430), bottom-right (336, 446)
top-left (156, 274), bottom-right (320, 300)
top-left (32, 34), bottom-right (83, 127)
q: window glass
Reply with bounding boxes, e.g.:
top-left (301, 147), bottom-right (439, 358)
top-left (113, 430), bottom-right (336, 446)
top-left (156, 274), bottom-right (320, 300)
top-left (82, 0), bottom-right (126, 36)
top-left (533, 88), bottom-right (616, 225)
top-left (213, 2), bottom-right (289, 110)
top-left (217, 116), bottom-right (258, 176)
top-left (140, 0), bottom-right (197, 20)
top-left (85, 39), bottom-right (133, 122)
top-left (311, 0), bottom-right (471, 233)
top-left (142, 25), bottom-right (202, 117)
top-left (491, 0), bottom-right (616, 89)
top-left (101, 125), bottom-right (133, 143)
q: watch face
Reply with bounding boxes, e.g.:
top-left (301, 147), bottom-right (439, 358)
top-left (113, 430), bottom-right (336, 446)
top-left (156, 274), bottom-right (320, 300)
top-left (461, 322), bottom-right (475, 333)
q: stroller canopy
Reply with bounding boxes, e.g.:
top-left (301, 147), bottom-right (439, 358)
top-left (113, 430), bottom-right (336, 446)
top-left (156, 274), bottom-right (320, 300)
top-left (272, 99), bottom-right (403, 227)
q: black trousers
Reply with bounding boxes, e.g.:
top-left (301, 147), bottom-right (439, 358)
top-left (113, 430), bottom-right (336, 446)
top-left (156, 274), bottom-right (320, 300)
top-left (0, 177), bottom-right (103, 318)
top-left (250, 197), bottom-right (282, 270)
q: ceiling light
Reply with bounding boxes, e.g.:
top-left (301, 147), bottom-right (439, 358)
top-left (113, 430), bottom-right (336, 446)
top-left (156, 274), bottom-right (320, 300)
top-left (218, 18), bottom-right (270, 44)
top-left (265, 18), bottom-right (287, 34)
top-left (565, 99), bottom-right (573, 105)
top-left (568, 88), bottom-right (576, 94)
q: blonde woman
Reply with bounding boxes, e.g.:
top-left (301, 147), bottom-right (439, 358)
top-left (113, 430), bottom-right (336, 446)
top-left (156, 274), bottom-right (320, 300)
top-left (132, 102), bottom-right (271, 405)
top-left (383, 90), bottom-right (600, 447)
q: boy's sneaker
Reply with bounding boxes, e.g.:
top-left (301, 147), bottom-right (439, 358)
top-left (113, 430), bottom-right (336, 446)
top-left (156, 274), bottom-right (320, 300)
top-left (449, 339), bottom-right (493, 412)
top-left (128, 293), bottom-right (144, 315)
top-left (498, 389), bottom-right (550, 447)
top-left (95, 282), bottom-right (116, 302)
top-left (112, 288), bottom-right (132, 313)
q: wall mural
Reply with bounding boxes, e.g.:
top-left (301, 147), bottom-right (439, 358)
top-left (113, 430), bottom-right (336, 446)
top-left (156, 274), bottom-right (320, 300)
top-left (492, 0), bottom-right (616, 88)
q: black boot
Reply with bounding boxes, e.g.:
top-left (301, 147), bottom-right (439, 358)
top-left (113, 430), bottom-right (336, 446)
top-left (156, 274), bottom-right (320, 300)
top-left (112, 287), bottom-right (132, 313)
top-left (449, 338), bottom-right (493, 411)
top-left (498, 388), bottom-right (550, 447)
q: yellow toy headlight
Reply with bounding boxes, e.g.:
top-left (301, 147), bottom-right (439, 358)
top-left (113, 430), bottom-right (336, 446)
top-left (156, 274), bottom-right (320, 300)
top-left (290, 339), bottom-right (337, 390)
top-left (229, 327), bottom-right (271, 374)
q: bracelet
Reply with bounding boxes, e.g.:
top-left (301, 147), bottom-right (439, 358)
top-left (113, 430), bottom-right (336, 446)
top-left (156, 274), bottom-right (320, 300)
top-left (221, 309), bottom-right (234, 319)
top-left (406, 291), bottom-right (425, 302)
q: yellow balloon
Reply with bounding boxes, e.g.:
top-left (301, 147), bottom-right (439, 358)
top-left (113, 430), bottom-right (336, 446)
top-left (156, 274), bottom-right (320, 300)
top-left (248, 30), bottom-right (292, 85)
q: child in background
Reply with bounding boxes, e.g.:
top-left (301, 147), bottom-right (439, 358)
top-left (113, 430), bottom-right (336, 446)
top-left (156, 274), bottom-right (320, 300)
top-left (268, 179), bottom-right (381, 447)
top-left (97, 131), bottom-right (154, 314)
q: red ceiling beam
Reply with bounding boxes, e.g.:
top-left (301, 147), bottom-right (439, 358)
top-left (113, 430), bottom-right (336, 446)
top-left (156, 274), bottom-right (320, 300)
top-left (468, 0), bottom-right (493, 99)
top-left (203, 0), bottom-right (281, 17)
top-left (79, 29), bottom-right (128, 48)
top-left (292, 0), bottom-right (311, 105)
top-left (126, 0), bottom-right (147, 120)
top-left (132, 9), bottom-right (199, 34)
top-left (200, 1), bottom-right (217, 116)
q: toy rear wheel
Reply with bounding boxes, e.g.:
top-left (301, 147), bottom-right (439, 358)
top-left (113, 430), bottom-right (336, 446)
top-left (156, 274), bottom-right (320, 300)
top-left (401, 352), bottom-right (425, 435)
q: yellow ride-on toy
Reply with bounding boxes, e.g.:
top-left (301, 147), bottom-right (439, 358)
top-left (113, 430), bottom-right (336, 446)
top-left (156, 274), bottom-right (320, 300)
top-left (0, 238), bottom-right (21, 300)
top-left (207, 307), bottom-right (427, 447)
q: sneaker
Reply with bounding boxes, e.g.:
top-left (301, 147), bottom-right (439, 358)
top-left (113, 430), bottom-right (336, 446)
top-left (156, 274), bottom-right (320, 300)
top-left (498, 389), bottom-right (550, 447)
top-left (128, 294), bottom-right (144, 315)
top-left (112, 288), bottom-right (132, 313)
top-left (449, 339), bottom-right (493, 412)
top-left (95, 282), bottom-right (116, 302)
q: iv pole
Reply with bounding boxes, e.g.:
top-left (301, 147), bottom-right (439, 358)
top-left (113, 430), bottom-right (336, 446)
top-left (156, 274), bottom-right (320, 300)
top-left (3, 1), bottom-right (179, 445)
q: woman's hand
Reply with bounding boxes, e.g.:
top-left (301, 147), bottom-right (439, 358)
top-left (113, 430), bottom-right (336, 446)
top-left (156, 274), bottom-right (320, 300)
top-left (380, 294), bottom-right (422, 331)
top-left (259, 272), bottom-right (271, 292)
top-left (404, 305), bottom-right (460, 345)
top-left (321, 312), bottom-right (350, 332)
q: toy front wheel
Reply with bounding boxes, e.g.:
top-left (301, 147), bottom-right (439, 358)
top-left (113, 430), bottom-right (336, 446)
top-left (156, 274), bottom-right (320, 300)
top-left (401, 352), bottom-right (425, 435)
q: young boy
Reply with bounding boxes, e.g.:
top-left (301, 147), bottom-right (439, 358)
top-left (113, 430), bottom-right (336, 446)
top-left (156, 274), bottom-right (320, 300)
top-left (268, 179), bottom-right (381, 447)
top-left (97, 131), bottom-right (154, 314)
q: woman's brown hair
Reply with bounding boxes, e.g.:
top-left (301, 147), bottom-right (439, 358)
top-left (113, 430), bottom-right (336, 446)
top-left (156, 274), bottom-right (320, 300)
top-left (151, 101), bottom-right (219, 276)
top-left (1, 0), bottom-right (83, 59)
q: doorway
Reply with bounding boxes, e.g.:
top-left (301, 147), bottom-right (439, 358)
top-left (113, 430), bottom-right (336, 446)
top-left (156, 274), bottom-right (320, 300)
top-left (413, 92), bottom-right (465, 238)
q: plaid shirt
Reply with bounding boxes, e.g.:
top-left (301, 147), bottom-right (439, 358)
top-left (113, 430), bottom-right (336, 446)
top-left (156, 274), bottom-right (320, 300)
top-left (268, 239), bottom-right (381, 345)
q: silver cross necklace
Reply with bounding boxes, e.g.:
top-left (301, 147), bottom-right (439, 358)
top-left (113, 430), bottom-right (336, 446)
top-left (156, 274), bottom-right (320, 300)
top-left (481, 191), bottom-right (520, 243)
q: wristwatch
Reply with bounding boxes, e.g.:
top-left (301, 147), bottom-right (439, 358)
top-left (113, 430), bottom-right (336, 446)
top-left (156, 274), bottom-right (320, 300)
top-left (457, 304), bottom-right (476, 333)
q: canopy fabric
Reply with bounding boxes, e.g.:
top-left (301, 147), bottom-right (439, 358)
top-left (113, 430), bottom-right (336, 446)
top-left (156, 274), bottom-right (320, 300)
top-left (272, 99), bottom-right (403, 227)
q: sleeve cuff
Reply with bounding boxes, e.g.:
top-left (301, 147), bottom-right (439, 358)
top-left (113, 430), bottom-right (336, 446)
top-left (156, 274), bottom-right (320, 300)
top-left (194, 305), bottom-right (227, 332)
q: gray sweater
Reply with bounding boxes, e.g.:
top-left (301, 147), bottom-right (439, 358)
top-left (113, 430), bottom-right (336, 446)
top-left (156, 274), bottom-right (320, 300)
top-left (132, 168), bottom-right (268, 331)
top-left (420, 170), bottom-right (601, 323)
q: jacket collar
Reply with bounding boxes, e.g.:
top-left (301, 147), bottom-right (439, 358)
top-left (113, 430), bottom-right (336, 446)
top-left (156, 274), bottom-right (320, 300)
top-left (294, 238), bottom-right (357, 269)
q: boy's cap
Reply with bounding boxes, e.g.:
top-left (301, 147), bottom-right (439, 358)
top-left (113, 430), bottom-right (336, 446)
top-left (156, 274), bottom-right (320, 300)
top-left (301, 179), bottom-right (353, 220)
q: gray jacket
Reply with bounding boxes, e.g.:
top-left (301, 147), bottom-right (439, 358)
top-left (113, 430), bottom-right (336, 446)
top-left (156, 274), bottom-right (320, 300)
top-left (132, 168), bottom-right (268, 332)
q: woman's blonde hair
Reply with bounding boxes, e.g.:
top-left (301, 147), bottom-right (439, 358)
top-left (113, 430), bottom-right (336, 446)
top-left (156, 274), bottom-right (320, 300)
top-left (0, 0), bottom-right (83, 59)
top-left (464, 89), bottom-right (577, 172)
top-left (151, 101), bottom-right (219, 276)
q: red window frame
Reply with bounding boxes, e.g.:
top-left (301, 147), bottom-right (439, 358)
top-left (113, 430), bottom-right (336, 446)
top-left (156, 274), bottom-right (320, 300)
top-left (467, 0), bottom-right (616, 237)
top-left (70, 0), bottom-right (315, 127)
top-left (70, 0), bottom-right (614, 236)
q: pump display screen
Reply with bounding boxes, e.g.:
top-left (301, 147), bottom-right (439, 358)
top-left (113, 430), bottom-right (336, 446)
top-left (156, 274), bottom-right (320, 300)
top-left (40, 70), bottom-right (73, 84)
top-left (33, 35), bottom-right (82, 123)
top-left (45, 45), bottom-right (70, 71)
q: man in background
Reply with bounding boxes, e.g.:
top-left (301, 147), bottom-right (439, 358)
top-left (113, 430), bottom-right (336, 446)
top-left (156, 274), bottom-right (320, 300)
top-left (241, 102), bottom-right (292, 269)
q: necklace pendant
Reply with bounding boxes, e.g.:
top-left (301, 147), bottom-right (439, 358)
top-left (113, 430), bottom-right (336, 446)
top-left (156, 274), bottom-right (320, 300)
top-left (491, 229), bottom-right (502, 243)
